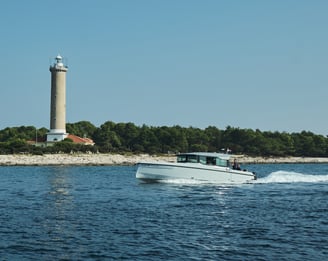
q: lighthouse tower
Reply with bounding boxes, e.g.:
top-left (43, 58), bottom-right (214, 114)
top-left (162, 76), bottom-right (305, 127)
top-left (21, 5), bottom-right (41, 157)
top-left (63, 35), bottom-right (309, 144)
top-left (47, 55), bottom-right (68, 143)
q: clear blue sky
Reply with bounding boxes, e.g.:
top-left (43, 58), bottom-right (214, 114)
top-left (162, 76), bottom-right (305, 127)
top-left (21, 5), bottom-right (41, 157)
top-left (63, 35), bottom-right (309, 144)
top-left (1, 1), bottom-right (327, 134)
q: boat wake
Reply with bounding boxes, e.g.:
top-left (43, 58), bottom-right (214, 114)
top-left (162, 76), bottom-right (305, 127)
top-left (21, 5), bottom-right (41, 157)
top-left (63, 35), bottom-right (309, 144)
top-left (143, 171), bottom-right (328, 185)
top-left (255, 171), bottom-right (328, 184)
top-left (158, 179), bottom-right (212, 185)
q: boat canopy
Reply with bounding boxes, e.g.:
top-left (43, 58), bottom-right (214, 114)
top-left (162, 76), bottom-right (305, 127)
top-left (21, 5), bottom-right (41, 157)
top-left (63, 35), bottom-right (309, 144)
top-left (177, 152), bottom-right (230, 167)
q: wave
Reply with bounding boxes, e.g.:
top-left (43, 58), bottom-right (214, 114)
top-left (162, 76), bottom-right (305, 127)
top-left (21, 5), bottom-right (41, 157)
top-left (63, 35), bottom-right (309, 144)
top-left (159, 179), bottom-right (211, 185)
top-left (150, 171), bottom-right (328, 185)
top-left (256, 171), bottom-right (328, 184)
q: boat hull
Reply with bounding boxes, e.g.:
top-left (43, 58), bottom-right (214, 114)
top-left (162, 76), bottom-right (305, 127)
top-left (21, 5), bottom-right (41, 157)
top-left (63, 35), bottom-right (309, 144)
top-left (136, 162), bottom-right (256, 184)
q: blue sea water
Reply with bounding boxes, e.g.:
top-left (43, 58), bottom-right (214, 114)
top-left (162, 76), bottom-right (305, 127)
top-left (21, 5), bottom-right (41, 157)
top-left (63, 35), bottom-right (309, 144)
top-left (0, 164), bottom-right (327, 260)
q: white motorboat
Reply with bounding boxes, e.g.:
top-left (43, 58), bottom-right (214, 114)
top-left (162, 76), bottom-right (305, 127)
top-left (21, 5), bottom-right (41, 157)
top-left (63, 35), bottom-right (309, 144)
top-left (136, 152), bottom-right (256, 184)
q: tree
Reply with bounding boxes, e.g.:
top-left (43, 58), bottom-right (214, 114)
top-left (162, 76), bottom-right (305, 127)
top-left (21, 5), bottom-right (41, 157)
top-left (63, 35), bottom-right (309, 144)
top-left (113, 122), bottom-right (139, 151)
top-left (66, 121), bottom-right (97, 138)
top-left (93, 121), bottom-right (121, 152)
top-left (135, 125), bottom-right (159, 153)
top-left (204, 126), bottom-right (222, 152)
top-left (1, 121), bottom-right (328, 157)
top-left (185, 127), bottom-right (209, 152)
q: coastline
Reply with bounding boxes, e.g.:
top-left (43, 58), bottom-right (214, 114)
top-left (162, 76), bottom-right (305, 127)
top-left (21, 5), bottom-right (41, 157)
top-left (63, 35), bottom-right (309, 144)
top-left (1, 153), bottom-right (328, 166)
top-left (0, 154), bottom-right (175, 166)
top-left (236, 156), bottom-right (328, 164)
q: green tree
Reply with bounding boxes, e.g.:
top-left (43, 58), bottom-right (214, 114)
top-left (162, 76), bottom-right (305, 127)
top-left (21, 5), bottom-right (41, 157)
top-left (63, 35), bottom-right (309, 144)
top-left (185, 127), bottom-right (209, 152)
top-left (66, 121), bottom-right (97, 138)
top-left (113, 122), bottom-right (139, 151)
top-left (93, 121), bottom-right (121, 152)
top-left (135, 125), bottom-right (159, 153)
top-left (204, 126), bottom-right (222, 152)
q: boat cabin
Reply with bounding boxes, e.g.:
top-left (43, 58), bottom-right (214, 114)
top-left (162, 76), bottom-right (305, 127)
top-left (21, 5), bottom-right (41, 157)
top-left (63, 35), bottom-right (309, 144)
top-left (177, 153), bottom-right (230, 167)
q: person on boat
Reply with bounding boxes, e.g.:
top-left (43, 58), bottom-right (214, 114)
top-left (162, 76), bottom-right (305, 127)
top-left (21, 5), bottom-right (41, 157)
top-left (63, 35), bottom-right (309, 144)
top-left (232, 159), bottom-right (241, 170)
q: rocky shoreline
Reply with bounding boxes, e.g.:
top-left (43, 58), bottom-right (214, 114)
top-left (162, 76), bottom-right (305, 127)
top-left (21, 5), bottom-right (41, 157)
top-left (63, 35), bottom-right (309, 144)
top-left (236, 156), bottom-right (328, 164)
top-left (1, 153), bottom-right (328, 166)
top-left (0, 154), bottom-right (175, 166)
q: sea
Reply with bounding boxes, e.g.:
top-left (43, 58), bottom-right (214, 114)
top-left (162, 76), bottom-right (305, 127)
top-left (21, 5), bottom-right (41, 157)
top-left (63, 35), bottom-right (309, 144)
top-left (0, 164), bottom-right (327, 260)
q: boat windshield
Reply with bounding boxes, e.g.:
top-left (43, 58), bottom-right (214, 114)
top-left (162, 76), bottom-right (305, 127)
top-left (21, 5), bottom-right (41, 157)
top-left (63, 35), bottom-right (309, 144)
top-left (177, 154), bottom-right (229, 167)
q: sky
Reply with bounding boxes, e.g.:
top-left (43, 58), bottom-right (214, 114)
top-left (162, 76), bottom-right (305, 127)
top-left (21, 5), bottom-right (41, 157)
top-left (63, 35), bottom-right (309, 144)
top-left (1, 1), bottom-right (328, 135)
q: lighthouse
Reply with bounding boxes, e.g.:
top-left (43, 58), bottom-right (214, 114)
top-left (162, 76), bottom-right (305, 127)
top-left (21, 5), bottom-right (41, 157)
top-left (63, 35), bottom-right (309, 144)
top-left (47, 55), bottom-right (68, 142)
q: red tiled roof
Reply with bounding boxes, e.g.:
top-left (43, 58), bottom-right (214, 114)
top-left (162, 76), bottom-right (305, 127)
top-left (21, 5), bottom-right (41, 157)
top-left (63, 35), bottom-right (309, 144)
top-left (27, 134), bottom-right (95, 145)
top-left (67, 134), bottom-right (95, 145)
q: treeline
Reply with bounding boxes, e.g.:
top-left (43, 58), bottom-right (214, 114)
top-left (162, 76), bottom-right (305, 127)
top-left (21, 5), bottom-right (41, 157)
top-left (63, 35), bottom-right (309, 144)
top-left (0, 121), bottom-right (328, 157)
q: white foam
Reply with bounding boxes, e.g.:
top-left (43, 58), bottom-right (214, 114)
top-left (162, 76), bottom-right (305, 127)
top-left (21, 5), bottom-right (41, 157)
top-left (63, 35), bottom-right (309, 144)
top-left (255, 171), bottom-right (328, 184)
top-left (158, 179), bottom-right (245, 186)
top-left (159, 179), bottom-right (211, 185)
